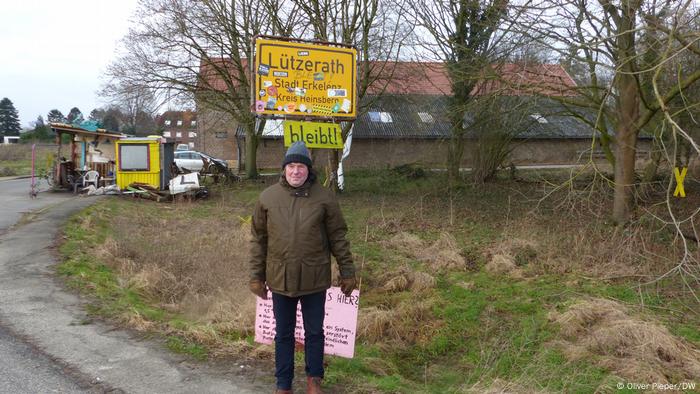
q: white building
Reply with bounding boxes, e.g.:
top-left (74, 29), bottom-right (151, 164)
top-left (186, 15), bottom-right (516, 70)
top-left (2, 136), bottom-right (20, 144)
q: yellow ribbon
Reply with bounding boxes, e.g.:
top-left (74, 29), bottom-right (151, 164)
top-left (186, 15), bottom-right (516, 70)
top-left (673, 167), bottom-right (687, 198)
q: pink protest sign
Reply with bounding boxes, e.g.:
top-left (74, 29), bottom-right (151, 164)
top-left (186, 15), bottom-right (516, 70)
top-left (254, 286), bottom-right (360, 358)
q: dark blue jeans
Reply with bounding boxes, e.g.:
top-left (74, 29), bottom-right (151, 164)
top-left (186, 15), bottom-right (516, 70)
top-left (272, 290), bottom-right (326, 390)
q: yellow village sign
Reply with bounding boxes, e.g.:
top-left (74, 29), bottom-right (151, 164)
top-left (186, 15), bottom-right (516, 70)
top-left (253, 37), bottom-right (357, 119)
top-left (283, 121), bottom-right (343, 149)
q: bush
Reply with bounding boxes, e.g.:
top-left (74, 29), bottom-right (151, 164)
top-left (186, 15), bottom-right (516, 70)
top-left (392, 163), bottom-right (426, 179)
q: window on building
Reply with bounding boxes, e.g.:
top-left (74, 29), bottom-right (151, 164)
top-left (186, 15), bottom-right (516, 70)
top-left (368, 111), bottom-right (392, 123)
top-left (215, 131), bottom-right (228, 139)
top-left (176, 132), bottom-right (182, 138)
top-left (191, 120), bottom-right (197, 127)
top-left (188, 132), bottom-right (196, 138)
top-left (163, 131), bottom-right (171, 137)
top-left (119, 144), bottom-right (149, 171)
top-left (530, 113), bottom-right (548, 124)
top-left (418, 112), bottom-right (434, 123)
top-left (189, 142), bottom-right (195, 148)
top-left (177, 120), bottom-right (183, 126)
top-left (164, 120), bottom-right (171, 126)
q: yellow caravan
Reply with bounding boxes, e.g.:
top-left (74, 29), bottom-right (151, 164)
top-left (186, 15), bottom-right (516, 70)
top-left (115, 137), bottom-right (175, 190)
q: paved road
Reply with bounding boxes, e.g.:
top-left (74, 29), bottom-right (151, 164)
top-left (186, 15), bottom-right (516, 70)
top-left (0, 178), bottom-right (269, 393)
top-left (0, 179), bottom-right (94, 393)
top-left (0, 322), bottom-right (92, 393)
top-left (0, 177), bottom-right (73, 234)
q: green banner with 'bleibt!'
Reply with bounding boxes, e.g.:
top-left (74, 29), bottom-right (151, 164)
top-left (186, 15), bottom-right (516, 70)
top-left (283, 120), bottom-right (343, 149)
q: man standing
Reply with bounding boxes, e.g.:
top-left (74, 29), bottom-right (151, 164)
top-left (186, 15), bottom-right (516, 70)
top-left (249, 141), bottom-right (357, 394)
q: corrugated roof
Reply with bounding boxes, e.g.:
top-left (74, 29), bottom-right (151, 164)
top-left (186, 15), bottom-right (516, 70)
top-left (462, 97), bottom-right (603, 139)
top-left (245, 95), bottom-right (612, 140)
top-left (354, 95), bottom-right (452, 138)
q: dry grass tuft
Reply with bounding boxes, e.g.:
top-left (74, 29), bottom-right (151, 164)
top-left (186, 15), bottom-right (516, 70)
top-left (484, 254), bottom-right (522, 278)
top-left (358, 299), bottom-right (436, 345)
top-left (551, 298), bottom-right (700, 383)
top-left (419, 232), bottom-right (466, 271)
top-left (382, 275), bottom-right (410, 292)
top-left (482, 238), bottom-right (539, 278)
top-left (382, 232), bottom-right (425, 256)
top-left (379, 268), bottom-right (436, 293)
top-left (411, 271), bottom-right (437, 291)
top-left (382, 231), bottom-right (466, 271)
top-left (122, 309), bottom-right (157, 332)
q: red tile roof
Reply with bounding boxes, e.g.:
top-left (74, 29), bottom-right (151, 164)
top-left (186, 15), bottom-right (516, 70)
top-left (198, 59), bottom-right (576, 97)
top-left (363, 62), bottom-right (452, 95)
top-left (156, 110), bottom-right (197, 128)
top-left (470, 63), bottom-right (578, 96)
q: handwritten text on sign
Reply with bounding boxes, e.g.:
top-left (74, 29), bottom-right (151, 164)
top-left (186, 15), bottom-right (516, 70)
top-left (254, 286), bottom-right (360, 358)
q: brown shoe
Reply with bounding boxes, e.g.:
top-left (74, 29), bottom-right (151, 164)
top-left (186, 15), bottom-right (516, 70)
top-left (306, 376), bottom-right (323, 394)
top-left (275, 389), bottom-right (293, 394)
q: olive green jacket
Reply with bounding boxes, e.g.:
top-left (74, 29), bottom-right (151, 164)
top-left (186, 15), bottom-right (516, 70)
top-left (249, 173), bottom-right (355, 297)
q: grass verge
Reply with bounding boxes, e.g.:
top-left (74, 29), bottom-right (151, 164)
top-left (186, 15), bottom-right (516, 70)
top-left (57, 168), bottom-right (700, 393)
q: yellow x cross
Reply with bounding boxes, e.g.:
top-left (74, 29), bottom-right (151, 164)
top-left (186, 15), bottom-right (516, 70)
top-left (674, 167), bottom-right (687, 198)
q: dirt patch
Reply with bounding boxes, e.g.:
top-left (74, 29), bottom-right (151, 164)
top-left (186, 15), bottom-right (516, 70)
top-left (550, 298), bottom-right (700, 383)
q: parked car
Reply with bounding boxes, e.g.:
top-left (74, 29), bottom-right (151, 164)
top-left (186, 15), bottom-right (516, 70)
top-left (175, 143), bottom-right (190, 151)
top-left (174, 150), bottom-right (228, 172)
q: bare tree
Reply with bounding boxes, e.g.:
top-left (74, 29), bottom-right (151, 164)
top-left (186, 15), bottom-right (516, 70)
top-left (406, 0), bottom-right (525, 185)
top-left (517, 0), bottom-right (700, 223)
top-left (105, 0), bottom-right (301, 178)
top-left (291, 0), bottom-right (412, 191)
top-left (100, 80), bottom-right (159, 135)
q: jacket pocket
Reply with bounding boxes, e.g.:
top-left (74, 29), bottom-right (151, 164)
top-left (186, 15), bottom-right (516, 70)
top-left (299, 259), bottom-right (331, 291)
top-left (266, 258), bottom-right (285, 291)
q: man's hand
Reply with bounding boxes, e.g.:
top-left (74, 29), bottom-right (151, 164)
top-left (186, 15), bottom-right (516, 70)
top-left (249, 280), bottom-right (268, 300)
top-left (340, 277), bottom-right (356, 297)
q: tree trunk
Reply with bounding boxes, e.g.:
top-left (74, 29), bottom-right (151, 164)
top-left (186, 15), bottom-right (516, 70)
top-left (612, 127), bottom-right (638, 223)
top-left (329, 149), bottom-right (340, 193)
top-left (245, 126), bottom-right (259, 179)
top-left (611, 2), bottom-right (641, 224)
top-left (612, 73), bottom-right (640, 223)
top-left (447, 118), bottom-right (465, 185)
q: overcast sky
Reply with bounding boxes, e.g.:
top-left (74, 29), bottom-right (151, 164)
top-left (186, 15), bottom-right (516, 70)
top-left (1, 0), bottom-right (139, 128)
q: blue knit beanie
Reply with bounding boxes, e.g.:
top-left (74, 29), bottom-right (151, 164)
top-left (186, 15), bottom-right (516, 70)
top-left (282, 141), bottom-right (312, 169)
